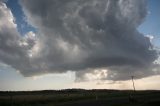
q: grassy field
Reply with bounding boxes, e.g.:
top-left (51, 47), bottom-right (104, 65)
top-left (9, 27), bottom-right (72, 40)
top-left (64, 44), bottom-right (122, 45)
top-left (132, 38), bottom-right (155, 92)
top-left (0, 89), bottom-right (160, 106)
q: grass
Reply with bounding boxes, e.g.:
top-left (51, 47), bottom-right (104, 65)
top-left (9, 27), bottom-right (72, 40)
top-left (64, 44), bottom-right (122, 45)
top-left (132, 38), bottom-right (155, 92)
top-left (0, 89), bottom-right (160, 106)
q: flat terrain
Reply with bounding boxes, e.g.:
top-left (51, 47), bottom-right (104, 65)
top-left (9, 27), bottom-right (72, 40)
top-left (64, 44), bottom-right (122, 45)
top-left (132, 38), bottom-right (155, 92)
top-left (0, 89), bottom-right (160, 106)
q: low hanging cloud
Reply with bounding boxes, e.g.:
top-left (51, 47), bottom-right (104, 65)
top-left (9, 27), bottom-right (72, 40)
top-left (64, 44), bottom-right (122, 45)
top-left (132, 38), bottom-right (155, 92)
top-left (0, 0), bottom-right (159, 81)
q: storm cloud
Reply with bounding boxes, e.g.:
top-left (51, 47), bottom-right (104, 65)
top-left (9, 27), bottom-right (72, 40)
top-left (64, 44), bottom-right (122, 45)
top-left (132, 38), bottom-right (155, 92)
top-left (0, 0), bottom-right (159, 81)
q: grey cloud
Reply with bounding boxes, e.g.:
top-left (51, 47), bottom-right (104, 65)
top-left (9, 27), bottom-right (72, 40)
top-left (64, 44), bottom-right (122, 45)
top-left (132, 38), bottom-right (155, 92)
top-left (0, 0), bottom-right (159, 81)
top-left (0, 2), bottom-right (36, 75)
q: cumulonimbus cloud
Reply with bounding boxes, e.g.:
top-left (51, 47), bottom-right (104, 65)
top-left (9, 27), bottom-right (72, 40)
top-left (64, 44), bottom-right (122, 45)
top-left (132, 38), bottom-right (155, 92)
top-left (0, 0), bottom-right (159, 81)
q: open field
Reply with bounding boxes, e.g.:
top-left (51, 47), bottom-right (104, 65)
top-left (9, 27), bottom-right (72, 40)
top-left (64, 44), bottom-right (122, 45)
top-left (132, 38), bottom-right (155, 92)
top-left (0, 89), bottom-right (160, 106)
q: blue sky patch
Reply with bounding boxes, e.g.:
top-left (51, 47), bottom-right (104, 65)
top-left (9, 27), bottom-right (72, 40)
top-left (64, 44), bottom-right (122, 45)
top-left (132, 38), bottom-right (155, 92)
top-left (6, 0), bottom-right (36, 35)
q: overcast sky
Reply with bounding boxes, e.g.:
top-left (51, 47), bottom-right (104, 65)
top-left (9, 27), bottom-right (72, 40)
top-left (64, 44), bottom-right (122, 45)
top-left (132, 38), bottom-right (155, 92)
top-left (0, 0), bottom-right (160, 91)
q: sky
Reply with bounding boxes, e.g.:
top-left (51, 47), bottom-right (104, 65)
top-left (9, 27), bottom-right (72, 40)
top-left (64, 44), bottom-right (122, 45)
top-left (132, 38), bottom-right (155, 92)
top-left (0, 0), bottom-right (160, 91)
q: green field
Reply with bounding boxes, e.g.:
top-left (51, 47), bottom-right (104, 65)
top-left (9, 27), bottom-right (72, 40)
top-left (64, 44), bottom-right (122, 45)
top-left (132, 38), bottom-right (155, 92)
top-left (0, 89), bottom-right (160, 106)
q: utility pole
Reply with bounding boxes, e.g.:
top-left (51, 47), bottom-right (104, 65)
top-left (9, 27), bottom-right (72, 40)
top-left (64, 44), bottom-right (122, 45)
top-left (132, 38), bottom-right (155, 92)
top-left (131, 76), bottom-right (136, 91)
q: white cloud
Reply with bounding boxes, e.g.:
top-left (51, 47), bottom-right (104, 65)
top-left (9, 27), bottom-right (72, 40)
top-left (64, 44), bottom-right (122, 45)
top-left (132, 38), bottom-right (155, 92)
top-left (0, 2), bottom-right (16, 29)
